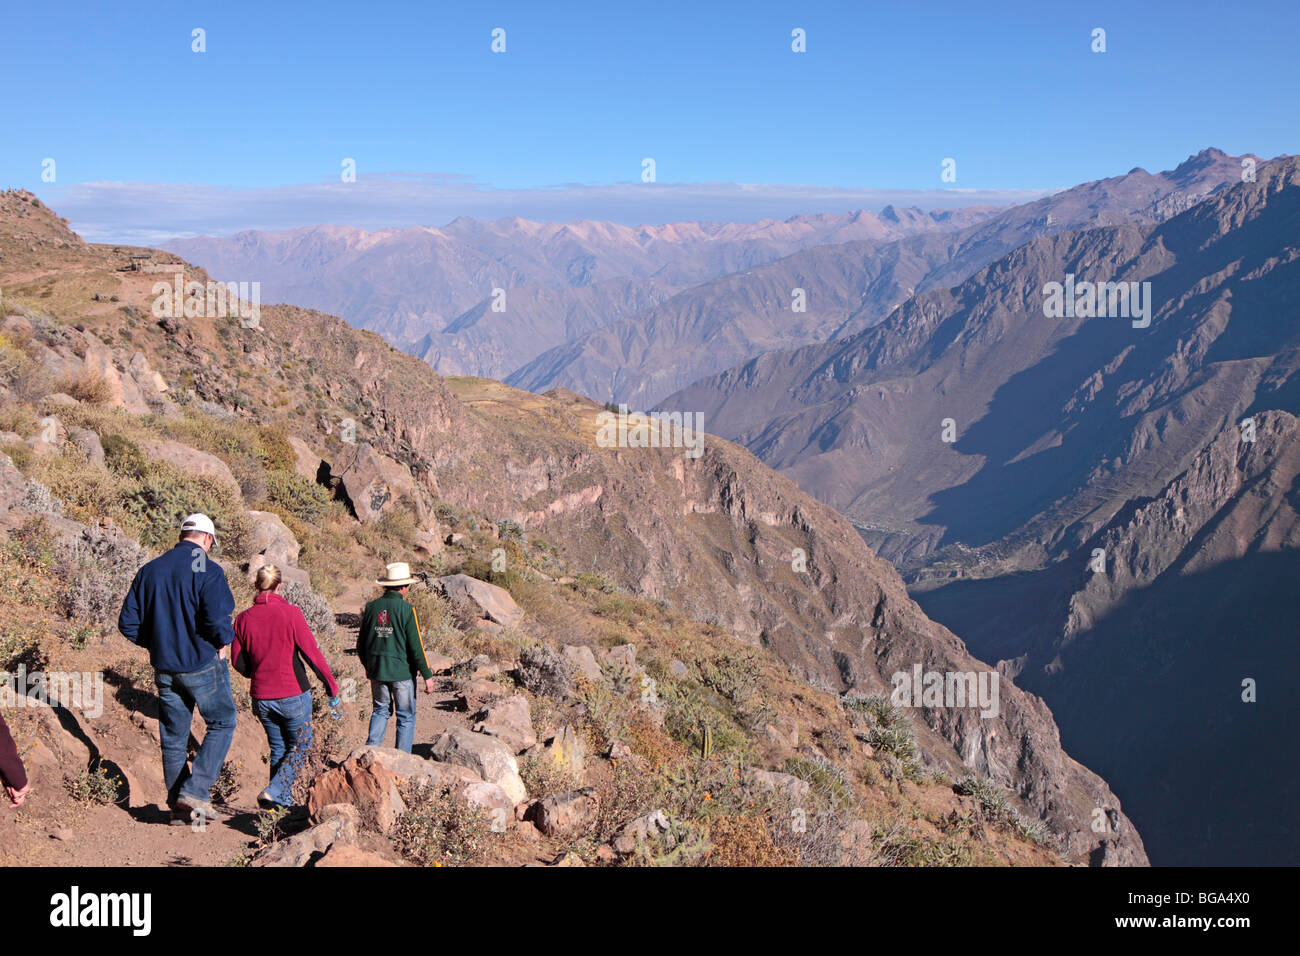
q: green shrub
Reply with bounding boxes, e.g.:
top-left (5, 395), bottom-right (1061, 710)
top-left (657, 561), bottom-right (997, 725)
top-left (0, 621), bottom-right (49, 672)
top-left (519, 750), bottom-right (581, 800)
top-left (66, 764), bottom-right (124, 806)
top-left (846, 693), bottom-right (920, 779)
top-left (256, 426), bottom-right (296, 473)
top-left (264, 470), bottom-right (329, 522)
top-left (101, 433), bottom-right (147, 477)
top-left (120, 462), bottom-right (250, 556)
top-left (390, 781), bottom-right (496, 866)
top-left (954, 775), bottom-right (1015, 821)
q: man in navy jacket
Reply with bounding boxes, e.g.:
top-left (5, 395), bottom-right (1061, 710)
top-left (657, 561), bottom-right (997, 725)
top-left (118, 513), bottom-right (237, 826)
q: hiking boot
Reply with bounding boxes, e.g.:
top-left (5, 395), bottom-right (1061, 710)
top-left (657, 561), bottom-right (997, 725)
top-left (166, 803), bottom-right (190, 827)
top-left (175, 795), bottom-right (218, 826)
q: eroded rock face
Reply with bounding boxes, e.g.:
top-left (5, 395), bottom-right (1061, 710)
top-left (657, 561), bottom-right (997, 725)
top-left (922, 410), bottom-right (1300, 865)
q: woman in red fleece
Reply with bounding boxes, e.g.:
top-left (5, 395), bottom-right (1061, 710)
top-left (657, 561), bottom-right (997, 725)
top-left (232, 566), bottom-right (340, 810)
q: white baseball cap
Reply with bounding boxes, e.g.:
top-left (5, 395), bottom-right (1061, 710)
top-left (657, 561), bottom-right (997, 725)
top-left (180, 513), bottom-right (217, 541)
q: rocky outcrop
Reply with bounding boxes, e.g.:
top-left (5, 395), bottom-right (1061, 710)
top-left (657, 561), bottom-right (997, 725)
top-left (305, 746), bottom-right (478, 833)
top-left (334, 441), bottom-right (422, 522)
top-left (435, 574), bottom-right (524, 629)
top-left (534, 788), bottom-right (599, 838)
top-left (244, 509), bottom-right (308, 586)
top-left (287, 435), bottom-right (322, 481)
top-left (471, 695), bottom-right (537, 753)
top-left (429, 727), bottom-right (528, 806)
top-left (139, 439), bottom-right (240, 493)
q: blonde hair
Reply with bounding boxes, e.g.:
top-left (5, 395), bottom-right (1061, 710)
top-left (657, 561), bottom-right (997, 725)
top-left (254, 564), bottom-right (283, 592)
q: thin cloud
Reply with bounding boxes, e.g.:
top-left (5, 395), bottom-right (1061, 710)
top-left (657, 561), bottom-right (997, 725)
top-left (37, 174), bottom-right (1055, 245)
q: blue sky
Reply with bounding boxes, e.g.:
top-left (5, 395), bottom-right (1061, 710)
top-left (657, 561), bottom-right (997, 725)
top-left (9, 0), bottom-right (1298, 240)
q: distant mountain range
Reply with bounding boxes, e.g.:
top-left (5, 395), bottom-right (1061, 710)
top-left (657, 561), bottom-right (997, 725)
top-left (164, 205), bottom-right (998, 381)
top-left (506, 149), bottom-right (1252, 406)
top-left (658, 152), bottom-right (1300, 864)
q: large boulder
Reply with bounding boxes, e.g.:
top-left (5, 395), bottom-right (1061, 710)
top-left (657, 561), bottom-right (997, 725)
top-left (138, 439), bottom-right (240, 493)
top-left (430, 726), bottom-right (528, 806)
top-left (534, 788), bottom-right (599, 839)
top-left (68, 427), bottom-right (105, 467)
top-left (254, 814), bottom-right (356, 867)
top-left (455, 679), bottom-right (508, 713)
top-left (472, 695), bottom-right (537, 753)
top-left (306, 746), bottom-right (478, 832)
top-left (336, 442), bottom-right (419, 523)
top-left (287, 435), bottom-right (322, 481)
top-left (459, 780), bottom-right (514, 819)
top-left (435, 574), bottom-right (523, 628)
top-left (244, 509), bottom-right (301, 570)
top-left (562, 644), bottom-right (602, 682)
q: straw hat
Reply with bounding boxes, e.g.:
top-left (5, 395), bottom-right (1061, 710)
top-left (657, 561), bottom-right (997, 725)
top-left (375, 562), bottom-right (418, 587)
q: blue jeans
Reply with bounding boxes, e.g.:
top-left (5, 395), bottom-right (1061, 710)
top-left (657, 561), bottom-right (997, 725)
top-left (367, 678), bottom-right (416, 753)
top-left (155, 655), bottom-right (238, 806)
top-left (252, 690), bottom-right (314, 807)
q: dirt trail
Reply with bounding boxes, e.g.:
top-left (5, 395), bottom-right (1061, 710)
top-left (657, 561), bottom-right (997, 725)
top-left (0, 576), bottom-right (565, 868)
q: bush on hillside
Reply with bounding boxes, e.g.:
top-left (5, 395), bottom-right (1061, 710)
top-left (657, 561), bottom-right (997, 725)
top-left (281, 580), bottom-right (336, 646)
top-left (390, 781), bottom-right (496, 866)
top-left (101, 433), bottom-right (147, 477)
top-left (120, 463), bottom-right (251, 557)
top-left (263, 470), bottom-right (329, 522)
top-left (55, 524), bottom-right (148, 633)
top-left (64, 368), bottom-right (113, 405)
top-left (255, 425), bottom-right (297, 473)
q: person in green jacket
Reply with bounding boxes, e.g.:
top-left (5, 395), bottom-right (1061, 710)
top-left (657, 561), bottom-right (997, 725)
top-left (358, 562), bottom-right (434, 753)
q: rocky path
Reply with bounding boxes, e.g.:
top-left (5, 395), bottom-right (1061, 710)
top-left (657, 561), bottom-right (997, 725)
top-left (1, 573), bottom-right (574, 868)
